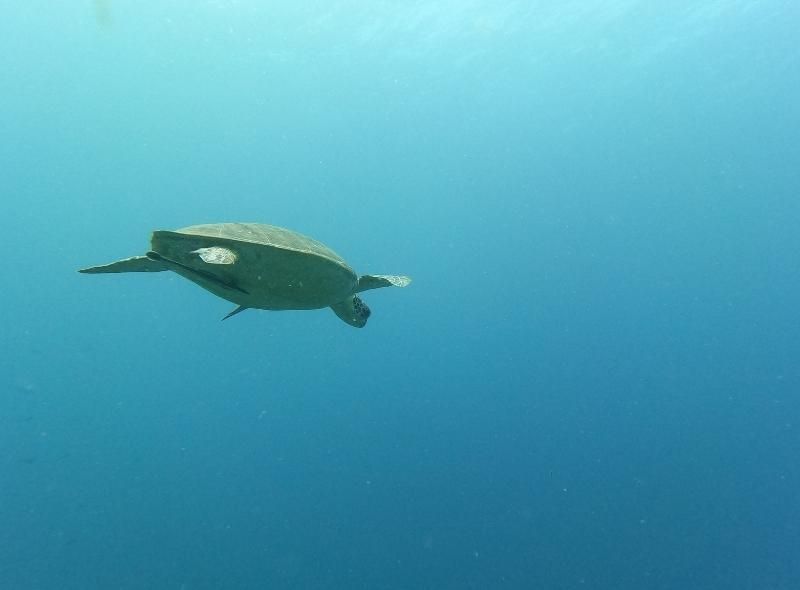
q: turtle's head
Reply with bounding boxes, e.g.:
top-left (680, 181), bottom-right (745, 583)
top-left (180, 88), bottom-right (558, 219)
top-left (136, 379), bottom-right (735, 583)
top-left (352, 296), bottom-right (371, 327)
top-left (330, 295), bottom-right (371, 328)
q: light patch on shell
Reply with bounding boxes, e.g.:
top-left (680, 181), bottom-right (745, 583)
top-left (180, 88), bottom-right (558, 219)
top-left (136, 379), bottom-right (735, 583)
top-left (191, 247), bottom-right (237, 265)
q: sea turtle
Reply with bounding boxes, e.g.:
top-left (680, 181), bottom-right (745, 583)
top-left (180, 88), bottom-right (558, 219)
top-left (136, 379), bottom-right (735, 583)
top-left (79, 222), bottom-right (411, 328)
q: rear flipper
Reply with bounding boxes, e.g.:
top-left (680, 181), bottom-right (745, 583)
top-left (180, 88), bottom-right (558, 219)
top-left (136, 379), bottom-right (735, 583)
top-left (222, 305), bottom-right (249, 321)
top-left (78, 255), bottom-right (168, 274)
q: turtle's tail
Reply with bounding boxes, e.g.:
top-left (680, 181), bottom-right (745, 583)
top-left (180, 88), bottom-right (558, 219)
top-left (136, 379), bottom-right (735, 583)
top-left (78, 255), bottom-right (168, 274)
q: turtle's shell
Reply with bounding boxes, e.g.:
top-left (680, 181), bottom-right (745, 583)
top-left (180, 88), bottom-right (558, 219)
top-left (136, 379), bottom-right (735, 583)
top-left (151, 222), bottom-right (358, 310)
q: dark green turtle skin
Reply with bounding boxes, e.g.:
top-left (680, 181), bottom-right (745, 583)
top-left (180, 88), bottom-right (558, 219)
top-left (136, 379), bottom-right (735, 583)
top-left (79, 222), bottom-right (411, 327)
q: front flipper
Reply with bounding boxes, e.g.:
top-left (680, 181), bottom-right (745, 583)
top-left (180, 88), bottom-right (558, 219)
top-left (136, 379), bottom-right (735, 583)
top-left (356, 274), bottom-right (412, 293)
top-left (79, 255), bottom-right (167, 274)
top-left (145, 251), bottom-right (249, 295)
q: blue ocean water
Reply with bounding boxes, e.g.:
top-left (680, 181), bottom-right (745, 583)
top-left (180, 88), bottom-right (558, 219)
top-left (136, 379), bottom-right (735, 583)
top-left (2, 1), bottom-right (799, 588)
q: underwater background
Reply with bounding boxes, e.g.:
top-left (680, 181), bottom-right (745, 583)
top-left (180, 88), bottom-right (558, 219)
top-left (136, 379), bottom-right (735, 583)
top-left (2, 1), bottom-right (799, 588)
